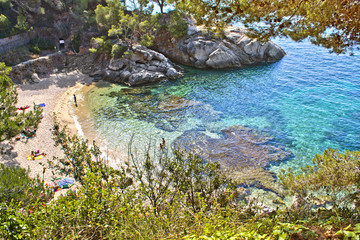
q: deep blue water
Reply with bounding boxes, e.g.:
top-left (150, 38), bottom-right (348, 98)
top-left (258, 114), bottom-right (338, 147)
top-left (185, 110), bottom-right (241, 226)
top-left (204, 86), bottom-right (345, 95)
top-left (84, 38), bottom-right (360, 173)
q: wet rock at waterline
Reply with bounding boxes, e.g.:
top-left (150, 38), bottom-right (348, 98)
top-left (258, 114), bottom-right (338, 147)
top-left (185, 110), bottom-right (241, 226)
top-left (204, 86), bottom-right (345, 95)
top-left (172, 125), bottom-right (293, 186)
top-left (104, 45), bottom-right (183, 86)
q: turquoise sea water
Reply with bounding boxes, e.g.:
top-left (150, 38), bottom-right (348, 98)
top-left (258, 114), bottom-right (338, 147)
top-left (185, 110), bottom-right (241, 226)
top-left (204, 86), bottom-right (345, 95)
top-left (83, 38), bottom-right (360, 173)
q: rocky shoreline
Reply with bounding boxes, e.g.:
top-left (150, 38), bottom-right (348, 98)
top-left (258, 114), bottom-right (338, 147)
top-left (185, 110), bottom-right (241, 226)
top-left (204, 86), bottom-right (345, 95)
top-left (9, 26), bottom-right (285, 86)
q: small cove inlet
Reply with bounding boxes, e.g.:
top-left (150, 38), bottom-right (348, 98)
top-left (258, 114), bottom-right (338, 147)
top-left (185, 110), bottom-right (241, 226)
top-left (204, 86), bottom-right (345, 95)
top-left (75, 37), bottom-right (360, 198)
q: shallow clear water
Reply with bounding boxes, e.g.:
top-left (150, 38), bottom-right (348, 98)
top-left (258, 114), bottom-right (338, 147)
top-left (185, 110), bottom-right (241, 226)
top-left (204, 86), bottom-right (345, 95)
top-left (83, 38), bottom-right (360, 173)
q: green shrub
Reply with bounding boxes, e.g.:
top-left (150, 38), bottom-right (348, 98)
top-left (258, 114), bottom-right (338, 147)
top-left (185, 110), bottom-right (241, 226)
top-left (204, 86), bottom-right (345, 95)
top-left (12, 9), bottom-right (30, 34)
top-left (0, 14), bottom-right (11, 38)
top-left (30, 38), bottom-right (55, 51)
top-left (0, 0), bottom-right (11, 9)
top-left (29, 45), bottom-right (41, 54)
top-left (139, 34), bottom-right (154, 47)
top-left (0, 164), bottom-right (50, 206)
top-left (166, 11), bottom-right (188, 39)
top-left (90, 36), bottom-right (113, 55)
top-left (70, 31), bottom-right (82, 52)
top-left (111, 44), bottom-right (127, 58)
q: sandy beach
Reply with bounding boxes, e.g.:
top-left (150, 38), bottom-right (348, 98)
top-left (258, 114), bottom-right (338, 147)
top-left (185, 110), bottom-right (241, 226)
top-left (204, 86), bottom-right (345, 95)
top-left (1, 70), bottom-right (94, 184)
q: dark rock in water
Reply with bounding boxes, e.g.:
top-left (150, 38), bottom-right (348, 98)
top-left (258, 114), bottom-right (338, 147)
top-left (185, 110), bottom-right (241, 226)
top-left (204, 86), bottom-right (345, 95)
top-left (172, 125), bottom-right (292, 185)
top-left (155, 121), bottom-right (177, 132)
top-left (109, 88), bottom-right (154, 102)
top-left (157, 95), bottom-right (222, 123)
top-left (119, 88), bottom-right (152, 96)
top-left (173, 130), bottom-right (209, 151)
top-left (158, 95), bottom-right (203, 112)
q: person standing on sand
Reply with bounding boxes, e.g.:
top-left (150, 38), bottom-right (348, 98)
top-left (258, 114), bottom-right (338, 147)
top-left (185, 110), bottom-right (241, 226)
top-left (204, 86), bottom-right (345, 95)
top-left (73, 94), bottom-right (77, 107)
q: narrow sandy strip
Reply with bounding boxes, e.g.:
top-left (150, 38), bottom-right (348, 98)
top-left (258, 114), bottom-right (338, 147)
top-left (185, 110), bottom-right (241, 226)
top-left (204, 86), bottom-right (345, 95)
top-left (1, 71), bottom-right (92, 184)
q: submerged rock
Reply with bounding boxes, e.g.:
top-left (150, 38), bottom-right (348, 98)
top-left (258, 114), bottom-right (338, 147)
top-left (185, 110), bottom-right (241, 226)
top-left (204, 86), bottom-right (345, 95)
top-left (172, 125), bottom-right (292, 185)
top-left (158, 95), bottom-right (204, 112)
top-left (156, 95), bottom-right (222, 131)
top-left (107, 90), bottom-right (222, 132)
top-left (153, 25), bottom-right (285, 69)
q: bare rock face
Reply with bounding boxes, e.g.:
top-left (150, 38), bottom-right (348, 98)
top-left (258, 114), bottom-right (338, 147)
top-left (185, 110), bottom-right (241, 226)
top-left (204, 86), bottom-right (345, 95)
top-left (104, 44), bottom-right (183, 86)
top-left (9, 52), bottom-right (66, 83)
top-left (153, 26), bottom-right (286, 69)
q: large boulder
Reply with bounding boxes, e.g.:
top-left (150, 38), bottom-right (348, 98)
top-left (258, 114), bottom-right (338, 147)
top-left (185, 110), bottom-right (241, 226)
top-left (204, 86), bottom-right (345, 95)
top-left (153, 26), bottom-right (286, 69)
top-left (103, 45), bottom-right (183, 86)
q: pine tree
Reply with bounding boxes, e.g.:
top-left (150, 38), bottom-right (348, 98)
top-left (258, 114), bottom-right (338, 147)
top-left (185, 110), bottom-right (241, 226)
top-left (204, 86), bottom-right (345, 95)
top-left (171, 0), bottom-right (360, 53)
top-left (0, 62), bottom-right (42, 143)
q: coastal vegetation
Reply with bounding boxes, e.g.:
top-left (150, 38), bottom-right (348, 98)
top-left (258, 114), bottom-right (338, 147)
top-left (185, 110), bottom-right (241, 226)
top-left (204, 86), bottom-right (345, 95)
top-left (1, 118), bottom-right (360, 239)
top-left (172, 0), bottom-right (360, 54)
top-left (0, 63), bottom-right (42, 142)
top-left (0, 0), bottom-right (360, 239)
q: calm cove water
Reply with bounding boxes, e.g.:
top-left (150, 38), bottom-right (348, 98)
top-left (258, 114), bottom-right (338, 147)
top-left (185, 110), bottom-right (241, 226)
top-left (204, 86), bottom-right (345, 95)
top-left (80, 38), bottom-right (360, 175)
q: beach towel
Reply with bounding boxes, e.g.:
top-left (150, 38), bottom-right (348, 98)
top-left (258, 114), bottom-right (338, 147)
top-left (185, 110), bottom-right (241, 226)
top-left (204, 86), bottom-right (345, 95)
top-left (17, 106), bottom-right (30, 110)
top-left (27, 155), bottom-right (43, 160)
top-left (57, 178), bottom-right (74, 189)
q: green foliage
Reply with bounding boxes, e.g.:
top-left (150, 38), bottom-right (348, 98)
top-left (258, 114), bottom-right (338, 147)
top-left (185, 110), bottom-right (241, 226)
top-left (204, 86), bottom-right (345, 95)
top-left (272, 222), bottom-right (316, 240)
top-left (51, 118), bottom-right (101, 184)
top-left (1, 114), bottom-right (359, 239)
top-left (128, 138), bottom-right (236, 215)
top-left (50, 119), bottom-right (128, 187)
top-left (94, 0), bottom-right (124, 31)
top-left (0, 139), bottom-right (360, 239)
top-left (82, 10), bottom-right (97, 30)
top-left (336, 223), bottom-right (360, 240)
top-left (12, 9), bottom-right (30, 34)
top-left (0, 202), bottom-right (30, 240)
top-left (280, 149), bottom-right (360, 211)
top-left (95, 0), bottom-right (162, 48)
top-left (139, 34), bottom-right (154, 47)
top-left (166, 10), bottom-right (188, 39)
top-left (0, 164), bottom-right (50, 206)
top-left (0, 0), bottom-right (11, 9)
top-left (30, 38), bottom-right (55, 51)
top-left (111, 44), bottom-right (127, 58)
top-left (89, 36), bottom-right (113, 55)
top-left (0, 62), bottom-right (42, 142)
top-left (29, 45), bottom-right (41, 55)
top-left (0, 14), bottom-right (11, 38)
top-left (172, 0), bottom-right (360, 53)
top-left (70, 31), bottom-right (82, 52)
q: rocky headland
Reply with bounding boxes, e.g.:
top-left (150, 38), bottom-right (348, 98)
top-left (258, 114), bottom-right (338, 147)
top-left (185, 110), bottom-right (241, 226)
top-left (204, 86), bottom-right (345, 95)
top-left (153, 25), bottom-right (286, 69)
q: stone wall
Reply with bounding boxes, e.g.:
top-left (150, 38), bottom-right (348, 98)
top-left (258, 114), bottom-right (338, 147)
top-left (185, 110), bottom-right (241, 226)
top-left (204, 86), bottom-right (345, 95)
top-left (0, 32), bottom-right (36, 55)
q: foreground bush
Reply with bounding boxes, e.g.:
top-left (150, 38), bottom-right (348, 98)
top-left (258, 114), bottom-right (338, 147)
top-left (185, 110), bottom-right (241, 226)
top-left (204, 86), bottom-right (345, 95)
top-left (0, 164), bottom-right (50, 206)
top-left (1, 121), bottom-right (360, 239)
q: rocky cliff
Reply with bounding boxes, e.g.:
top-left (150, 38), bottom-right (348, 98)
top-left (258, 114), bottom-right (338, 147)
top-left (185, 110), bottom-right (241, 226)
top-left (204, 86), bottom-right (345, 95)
top-left (153, 26), bottom-right (286, 69)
